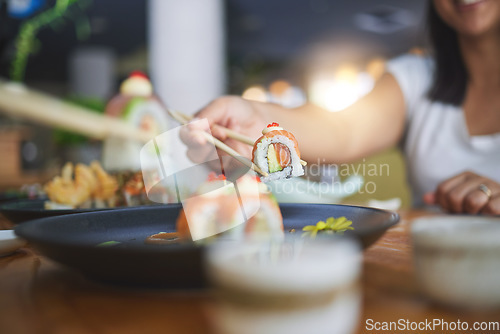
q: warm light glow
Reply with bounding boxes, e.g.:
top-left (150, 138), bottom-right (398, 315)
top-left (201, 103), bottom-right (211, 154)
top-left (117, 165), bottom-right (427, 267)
top-left (309, 65), bottom-right (374, 112)
top-left (335, 65), bottom-right (358, 83)
top-left (409, 47), bottom-right (425, 56)
top-left (242, 85), bottom-right (268, 102)
top-left (269, 80), bottom-right (291, 96)
top-left (309, 77), bottom-right (359, 112)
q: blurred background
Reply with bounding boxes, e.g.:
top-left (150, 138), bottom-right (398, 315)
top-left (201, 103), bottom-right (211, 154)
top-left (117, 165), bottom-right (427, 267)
top-left (0, 0), bottom-right (428, 207)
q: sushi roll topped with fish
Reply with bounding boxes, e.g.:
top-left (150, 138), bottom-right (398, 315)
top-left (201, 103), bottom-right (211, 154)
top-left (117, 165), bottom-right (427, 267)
top-left (176, 173), bottom-right (283, 242)
top-left (102, 71), bottom-right (169, 171)
top-left (252, 123), bottom-right (304, 182)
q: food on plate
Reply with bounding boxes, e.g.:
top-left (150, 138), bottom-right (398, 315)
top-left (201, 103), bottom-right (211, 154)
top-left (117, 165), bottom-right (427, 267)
top-left (301, 216), bottom-right (354, 238)
top-left (102, 71), bottom-right (169, 171)
top-left (90, 161), bottom-right (119, 206)
top-left (43, 162), bottom-right (177, 210)
top-left (176, 173), bottom-right (283, 242)
top-left (44, 161), bottom-right (118, 209)
top-left (121, 170), bottom-right (175, 206)
top-left (120, 171), bottom-right (149, 206)
top-left (252, 123), bottom-right (304, 182)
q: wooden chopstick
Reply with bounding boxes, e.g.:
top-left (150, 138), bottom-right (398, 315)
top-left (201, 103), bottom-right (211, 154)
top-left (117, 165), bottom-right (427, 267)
top-left (168, 110), bottom-right (268, 177)
top-left (173, 110), bottom-right (307, 166)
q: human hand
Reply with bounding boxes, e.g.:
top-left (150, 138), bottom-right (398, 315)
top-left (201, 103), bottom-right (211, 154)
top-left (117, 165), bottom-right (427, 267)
top-left (423, 171), bottom-right (500, 215)
top-left (179, 96), bottom-right (267, 165)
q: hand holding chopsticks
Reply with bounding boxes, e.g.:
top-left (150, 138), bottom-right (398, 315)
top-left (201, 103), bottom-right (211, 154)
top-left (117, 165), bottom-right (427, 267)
top-left (168, 109), bottom-right (269, 177)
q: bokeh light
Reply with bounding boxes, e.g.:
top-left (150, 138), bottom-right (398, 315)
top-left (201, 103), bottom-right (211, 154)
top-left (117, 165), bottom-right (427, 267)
top-left (309, 64), bottom-right (374, 112)
top-left (269, 80), bottom-right (291, 97)
top-left (366, 58), bottom-right (386, 81)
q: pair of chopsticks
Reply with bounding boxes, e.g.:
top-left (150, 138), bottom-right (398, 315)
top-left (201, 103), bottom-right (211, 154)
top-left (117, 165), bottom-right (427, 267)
top-left (168, 110), bottom-right (269, 177)
top-left (168, 109), bottom-right (307, 177)
top-left (172, 111), bottom-right (307, 166)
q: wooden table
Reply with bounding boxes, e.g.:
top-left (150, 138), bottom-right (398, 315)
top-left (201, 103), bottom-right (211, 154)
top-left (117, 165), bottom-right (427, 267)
top-left (1, 210), bottom-right (499, 334)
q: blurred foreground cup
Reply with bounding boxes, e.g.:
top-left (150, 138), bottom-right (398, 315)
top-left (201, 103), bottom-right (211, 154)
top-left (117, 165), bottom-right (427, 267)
top-left (412, 216), bottom-right (500, 309)
top-left (205, 237), bottom-right (362, 334)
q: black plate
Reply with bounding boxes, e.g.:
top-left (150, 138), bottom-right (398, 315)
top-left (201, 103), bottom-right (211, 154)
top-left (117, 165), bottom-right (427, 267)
top-left (15, 203), bottom-right (399, 288)
top-left (0, 199), bottom-right (115, 224)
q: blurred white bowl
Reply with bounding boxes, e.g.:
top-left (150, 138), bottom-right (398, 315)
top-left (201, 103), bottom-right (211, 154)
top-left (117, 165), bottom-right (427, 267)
top-left (205, 238), bottom-right (362, 334)
top-left (412, 216), bottom-right (500, 309)
top-left (0, 230), bottom-right (26, 257)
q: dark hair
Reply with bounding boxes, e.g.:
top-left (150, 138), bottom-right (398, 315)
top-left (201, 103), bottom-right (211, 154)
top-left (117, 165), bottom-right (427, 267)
top-left (427, 1), bottom-right (467, 105)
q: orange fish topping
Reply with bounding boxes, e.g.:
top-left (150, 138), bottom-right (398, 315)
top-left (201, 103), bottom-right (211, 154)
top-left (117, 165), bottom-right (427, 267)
top-left (267, 122), bottom-right (280, 128)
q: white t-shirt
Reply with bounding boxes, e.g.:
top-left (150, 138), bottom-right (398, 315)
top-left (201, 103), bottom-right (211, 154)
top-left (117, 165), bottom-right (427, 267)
top-left (386, 54), bottom-right (500, 206)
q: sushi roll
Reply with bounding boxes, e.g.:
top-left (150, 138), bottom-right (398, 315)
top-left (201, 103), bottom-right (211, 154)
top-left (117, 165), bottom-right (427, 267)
top-left (176, 174), bottom-right (283, 242)
top-left (252, 123), bottom-right (304, 182)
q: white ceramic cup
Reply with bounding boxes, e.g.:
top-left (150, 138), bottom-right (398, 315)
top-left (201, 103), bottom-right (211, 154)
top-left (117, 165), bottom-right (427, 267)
top-left (205, 237), bottom-right (362, 334)
top-left (412, 216), bottom-right (500, 309)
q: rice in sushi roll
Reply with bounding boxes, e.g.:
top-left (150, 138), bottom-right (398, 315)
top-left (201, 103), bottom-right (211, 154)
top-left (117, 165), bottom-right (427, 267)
top-left (252, 123), bottom-right (304, 182)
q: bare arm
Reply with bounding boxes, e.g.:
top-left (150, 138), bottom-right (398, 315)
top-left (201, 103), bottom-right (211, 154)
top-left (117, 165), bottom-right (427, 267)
top-left (181, 72), bottom-right (406, 164)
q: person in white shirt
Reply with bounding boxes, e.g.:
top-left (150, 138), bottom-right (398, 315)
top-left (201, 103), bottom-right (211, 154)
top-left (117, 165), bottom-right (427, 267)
top-left (181, 0), bottom-right (500, 215)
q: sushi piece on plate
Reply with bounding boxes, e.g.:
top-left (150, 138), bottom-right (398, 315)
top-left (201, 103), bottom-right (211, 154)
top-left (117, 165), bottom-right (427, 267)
top-left (252, 123), bottom-right (304, 182)
top-left (176, 173), bottom-right (283, 242)
top-left (43, 161), bottom-right (118, 209)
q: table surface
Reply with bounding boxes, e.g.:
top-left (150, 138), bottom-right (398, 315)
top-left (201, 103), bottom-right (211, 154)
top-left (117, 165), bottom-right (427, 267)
top-left (1, 209), bottom-right (499, 334)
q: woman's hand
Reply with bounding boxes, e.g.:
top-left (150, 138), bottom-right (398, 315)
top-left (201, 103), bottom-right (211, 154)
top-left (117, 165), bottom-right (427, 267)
top-left (423, 171), bottom-right (500, 215)
top-left (179, 96), bottom-right (268, 165)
